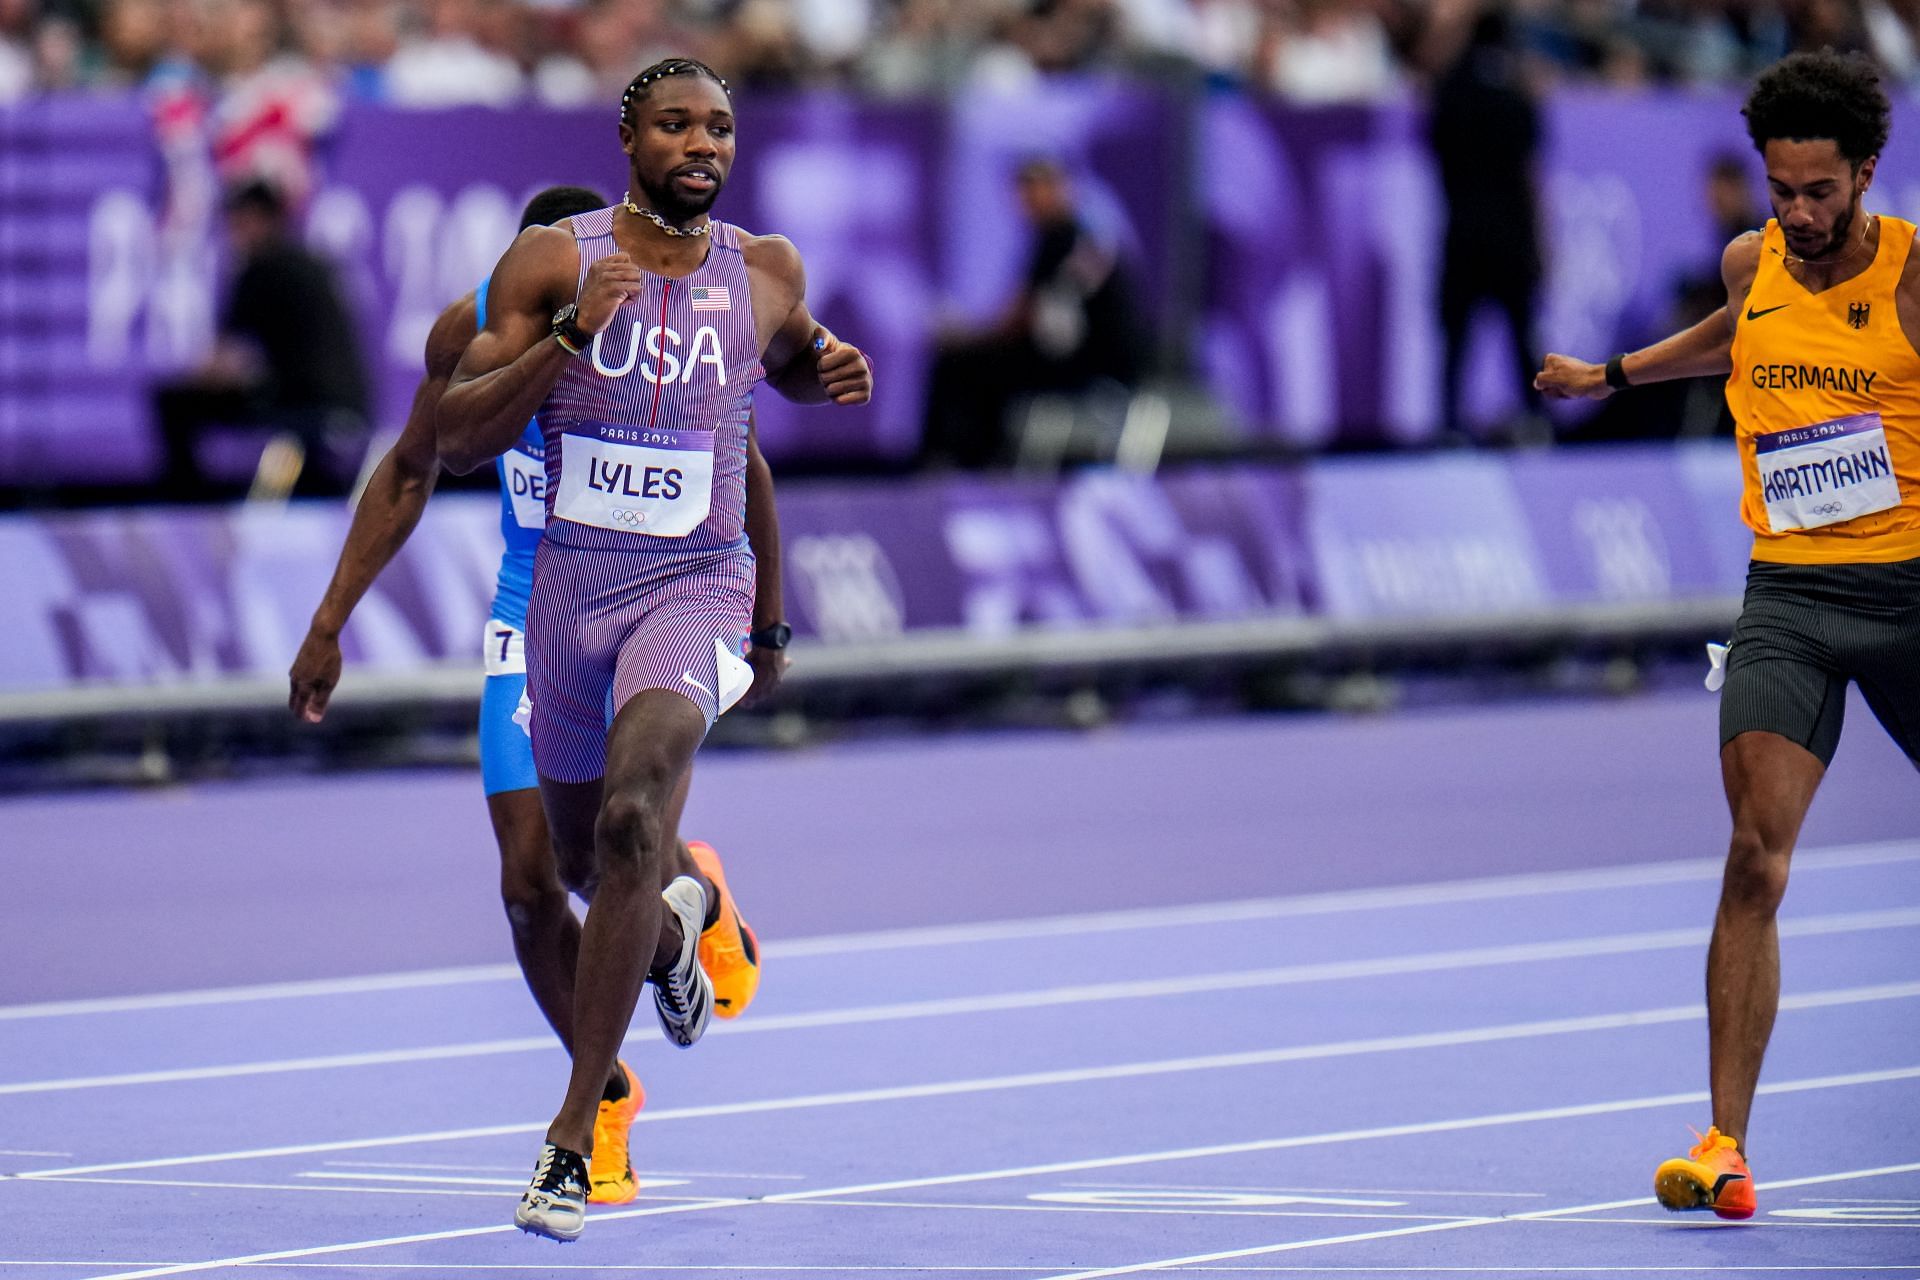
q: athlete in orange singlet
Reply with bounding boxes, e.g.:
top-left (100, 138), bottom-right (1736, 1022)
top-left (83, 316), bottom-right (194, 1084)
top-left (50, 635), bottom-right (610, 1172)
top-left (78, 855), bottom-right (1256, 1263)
top-left (1536, 50), bottom-right (1920, 1220)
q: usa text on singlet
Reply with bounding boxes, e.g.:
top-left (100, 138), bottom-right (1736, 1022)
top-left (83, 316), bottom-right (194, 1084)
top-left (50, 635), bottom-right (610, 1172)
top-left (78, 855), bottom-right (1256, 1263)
top-left (537, 206), bottom-right (763, 555)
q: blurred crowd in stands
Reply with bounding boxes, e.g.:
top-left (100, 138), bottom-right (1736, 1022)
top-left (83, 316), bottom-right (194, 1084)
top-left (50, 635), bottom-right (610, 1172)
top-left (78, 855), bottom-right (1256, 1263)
top-left (5, 0), bottom-right (1920, 112)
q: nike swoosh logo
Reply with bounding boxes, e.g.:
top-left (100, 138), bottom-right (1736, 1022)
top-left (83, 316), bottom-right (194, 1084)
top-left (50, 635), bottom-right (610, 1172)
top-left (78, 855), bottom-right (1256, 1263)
top-left (1746, 303), bottom-right (1791, 321)
top-left (1709, 1171), bottom-right (1748, 1199)
top-left (682, 671), bottom-right (714, 700)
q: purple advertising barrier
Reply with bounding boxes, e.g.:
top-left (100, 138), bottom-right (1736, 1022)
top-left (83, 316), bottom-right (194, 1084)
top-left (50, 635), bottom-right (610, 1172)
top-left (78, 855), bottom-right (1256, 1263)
top-left (6, 85), bottom-right (1183, 487)
top-left (1301, 453), bottom-right (1551, 618)
top-left (0, 98), bottom-right (171, 485)
top-left (0, 497), bottom-right (498, 692)
top-left (0, 446), bottom-right (1742, 695)
top-left (26, 89), bottom-right (1920, 483)
top-left (1505, 445), bottom-right (1735, 604)
top-left (1193, 90), bottom-right (1920, 447)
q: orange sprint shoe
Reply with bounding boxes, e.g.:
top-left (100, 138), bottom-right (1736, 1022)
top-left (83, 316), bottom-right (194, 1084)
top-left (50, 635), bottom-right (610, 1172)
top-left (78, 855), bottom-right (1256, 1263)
top-left (587, 1060), bottom-right (645, 1204)
top-left (1654, 1126), bottom-right (1756, 1220)
top-left (687, 840), bottom-right (760, 1019)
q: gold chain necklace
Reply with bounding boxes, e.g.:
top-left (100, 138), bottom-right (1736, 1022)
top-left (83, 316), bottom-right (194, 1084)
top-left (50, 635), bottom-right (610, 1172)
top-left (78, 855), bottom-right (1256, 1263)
top-left (622, 192), bottom-right (711, 239)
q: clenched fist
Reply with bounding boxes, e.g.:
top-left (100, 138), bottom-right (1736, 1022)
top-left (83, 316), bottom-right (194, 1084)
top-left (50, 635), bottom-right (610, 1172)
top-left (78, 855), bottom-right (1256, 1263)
top-left (577, 253), bottom-right (644, 334)
top-left (814, 330), bottom-right (873, 405)
top-left (1534, 353), bottom-right (1613, 401)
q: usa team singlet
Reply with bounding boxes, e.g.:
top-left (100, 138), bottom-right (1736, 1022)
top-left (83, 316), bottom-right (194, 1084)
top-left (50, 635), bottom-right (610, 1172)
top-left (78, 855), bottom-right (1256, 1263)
top-left (524, 207), bottom-right (763, 782)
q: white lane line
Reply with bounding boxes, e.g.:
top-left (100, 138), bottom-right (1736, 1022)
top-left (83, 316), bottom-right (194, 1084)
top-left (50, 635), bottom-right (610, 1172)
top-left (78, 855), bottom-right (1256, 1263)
top-left (0, 967), bottom-right (523, 1023)
top-left (16, 981), bottom-right (1919, 1183)
top-left (8, 909), bottom-right (1916, 1100)
top-left (0, 1149), bottom-right (71, 1156)
top-left (67, 1077), bottom-right (1920, 1280)
top-left (784, 1198), bottom-right (1481, 1222)
top-left (8, 839), bottom-right (1914, 1024)
top-left (312, 1159), bottom-right (805, 1181)
top-left (1803, 1196), bottom-right (1920, 1202)
top-left (25, 1269), bottom-right (1919, 1276)
top-left (294, 1172), bottom-right (529, 1188)
top-left (1060, 1182), bottom-right (1546, 1199)
top-left (748, 1070), bottom-right (1920, 1207)
top-left (316, 1161), bottom-right (524, 1173)
top-left (1030, 1160), bottom-right (1920, 1279)
top-left (71, 1197), bottom-right (756, 1280)
top-left (32, 1175), bottom-right (529, 1200)
top-left (1528, 1217), bottom-right (1920, 1229)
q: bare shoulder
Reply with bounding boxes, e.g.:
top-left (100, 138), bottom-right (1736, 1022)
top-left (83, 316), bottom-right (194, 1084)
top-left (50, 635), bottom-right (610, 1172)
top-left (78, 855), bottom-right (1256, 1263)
top-left (741, 232), bottom-right (805, 295)
top-left (1721, 229), bottom-right (1766, 307)
top-left (1722, 229), bottom-right (1765, 280)
top-left (492, 224), bottom-right (582, 309)
top-left (1895, 219), bottom-right (1920, 295)
top-left (424, 292), bottom-right (479, 378)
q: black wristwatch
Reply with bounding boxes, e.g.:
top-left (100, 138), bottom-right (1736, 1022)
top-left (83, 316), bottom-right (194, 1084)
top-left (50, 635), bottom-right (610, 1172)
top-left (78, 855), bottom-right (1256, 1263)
top-left (551, 304), bottom-right (591, 355)
top-left (749, 622), bottom-right (792, 650)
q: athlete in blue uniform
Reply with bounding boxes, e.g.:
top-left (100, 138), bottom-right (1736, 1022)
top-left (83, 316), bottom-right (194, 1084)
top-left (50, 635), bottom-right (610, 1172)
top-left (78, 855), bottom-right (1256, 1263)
top-left (289, 185), bottom-right (788, 1206)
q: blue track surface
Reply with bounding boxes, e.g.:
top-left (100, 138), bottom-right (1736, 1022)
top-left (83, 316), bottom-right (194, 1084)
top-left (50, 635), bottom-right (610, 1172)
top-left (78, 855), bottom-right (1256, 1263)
top-left (1, 692), bottom-right (1916, 1277)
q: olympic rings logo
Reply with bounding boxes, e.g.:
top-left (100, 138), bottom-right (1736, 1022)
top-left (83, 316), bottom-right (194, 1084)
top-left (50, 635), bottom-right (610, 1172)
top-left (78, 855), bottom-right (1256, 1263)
top-left (1810, 502), bottom-right (1844, 516)
top-left (607, 508), bottom-right (648, 527)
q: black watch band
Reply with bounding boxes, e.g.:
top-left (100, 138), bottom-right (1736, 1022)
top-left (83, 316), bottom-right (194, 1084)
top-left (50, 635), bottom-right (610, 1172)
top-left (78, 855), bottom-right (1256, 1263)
top-left (749, 622), bottom-right (792, 651)
top-left (551, 304), bottom-right (590, 355)
top-left (1604, 353), bottom-right (1633, 390)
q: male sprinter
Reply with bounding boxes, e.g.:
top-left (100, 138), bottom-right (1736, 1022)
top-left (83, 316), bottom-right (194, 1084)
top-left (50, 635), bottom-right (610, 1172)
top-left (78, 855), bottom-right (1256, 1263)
top-left (289, 184), bottom-right (784, 1208)
top-left (437, 58), bottom-right (871, 1242)
top-left (1536, 51), bottom-right (1920, 1220)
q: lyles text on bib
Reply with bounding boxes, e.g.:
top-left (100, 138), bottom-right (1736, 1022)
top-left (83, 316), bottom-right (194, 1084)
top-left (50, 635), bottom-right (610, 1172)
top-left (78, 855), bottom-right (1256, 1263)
top-left (552, 421), bottom-right (715, 537)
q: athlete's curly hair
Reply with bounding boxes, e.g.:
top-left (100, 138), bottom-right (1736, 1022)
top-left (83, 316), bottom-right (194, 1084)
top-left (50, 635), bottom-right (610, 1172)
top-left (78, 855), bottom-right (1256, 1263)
top-left (619, 58), bottom-right (730, 129)
top-left (1743, 50), bottom-right (1891, 167)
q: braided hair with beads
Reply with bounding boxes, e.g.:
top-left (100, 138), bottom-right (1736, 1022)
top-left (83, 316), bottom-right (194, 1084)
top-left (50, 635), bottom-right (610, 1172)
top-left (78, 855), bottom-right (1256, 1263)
top-left (619, 58), bottom-right (731, 130)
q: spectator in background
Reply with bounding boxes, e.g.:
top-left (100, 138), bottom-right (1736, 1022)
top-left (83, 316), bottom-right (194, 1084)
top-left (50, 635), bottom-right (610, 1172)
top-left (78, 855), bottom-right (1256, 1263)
top-left (0, 0), bottom-right (36, 99)
top-left (1429, 2), bottom-right (1544, 442)
top-left (1261, 0), bottom-right (1403, 103)
top-left (918, 156), bottom-right (1145, 470)
top-left (337, 0), bottom-right (402, 98)
top-left (154, 180), bottom-right (371, 501)
top-left (202, 0), bottom-right (338, 201)
top-left (1579, 149), bottom-right (1764, 442)
top-left (384, 0), bottom-right (524, 105)
top-left (1674, 150), bottom-right (1767, 324)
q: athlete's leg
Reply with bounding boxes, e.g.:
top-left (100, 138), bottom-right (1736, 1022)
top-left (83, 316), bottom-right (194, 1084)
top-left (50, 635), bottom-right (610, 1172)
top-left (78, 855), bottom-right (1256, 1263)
top-left (1702, 564), bottom-right (1847, 1150)
top-left (1710, 730), bottom-right (1826, 1146)
top-left (487, 789), bottom-right (581, 1046)
top-left (481, 667), bottom-right (630, 1100)
top-left (542, 690), bottom-right (707, 1157)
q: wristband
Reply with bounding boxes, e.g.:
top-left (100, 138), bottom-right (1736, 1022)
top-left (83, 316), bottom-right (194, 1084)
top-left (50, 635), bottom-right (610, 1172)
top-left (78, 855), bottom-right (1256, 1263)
top-left (554, 330), bottom-right (584, 357)
top-left (1604, 353), bottom-right (1632, 390)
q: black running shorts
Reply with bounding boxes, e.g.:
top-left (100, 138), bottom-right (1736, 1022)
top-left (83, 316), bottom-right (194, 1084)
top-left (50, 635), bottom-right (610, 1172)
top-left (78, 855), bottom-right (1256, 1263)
top-left (1719, 557), bottom-right (1920, 766)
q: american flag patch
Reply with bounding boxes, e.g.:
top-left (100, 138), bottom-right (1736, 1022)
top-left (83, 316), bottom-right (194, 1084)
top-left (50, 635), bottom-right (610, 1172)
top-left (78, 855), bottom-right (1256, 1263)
top-left (690, 286), bottom-right (731, 312)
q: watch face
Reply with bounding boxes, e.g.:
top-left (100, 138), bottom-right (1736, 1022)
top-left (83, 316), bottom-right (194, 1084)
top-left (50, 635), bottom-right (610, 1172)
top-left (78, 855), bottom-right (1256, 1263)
top-left (552, 304), bottom-right (578, 328)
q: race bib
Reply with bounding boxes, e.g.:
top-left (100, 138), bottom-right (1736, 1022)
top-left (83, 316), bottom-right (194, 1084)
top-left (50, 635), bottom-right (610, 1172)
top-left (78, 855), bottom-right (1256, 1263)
top-left (1755, 412), bottom-right (1902, 533)
top-left (502, 444), bottom-right (547, 531)
top-left (483, 620), bottom-right (526, 676)
top-left (553, 422), bottom-right (714, 537)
